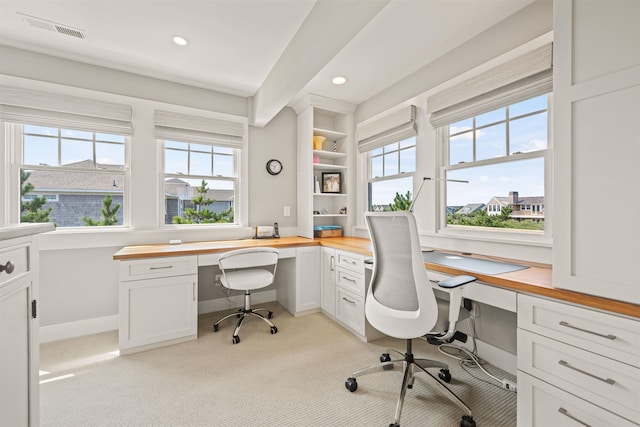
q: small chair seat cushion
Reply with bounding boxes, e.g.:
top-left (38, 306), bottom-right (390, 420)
top-left (220, 268), bottom-right (274, 291)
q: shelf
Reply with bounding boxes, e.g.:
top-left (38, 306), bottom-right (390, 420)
top-left (313, 163), bottom-right (347, 171)
top-left (313, 214), bottom-right (348, 218)
top-left (313, 127), bottom-right (347, 140)
top-left (314, 193), bottom-right (347, 197)
top-left (313, 149), bottom-right (347, 159)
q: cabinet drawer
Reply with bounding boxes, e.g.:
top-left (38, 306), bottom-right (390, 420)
top-left (517, 371), bottom-right (637, 427)
top-left (336, 250), bottom-right (364, 274)
top-left (518, 294), bottom-right (640, 367)
top-left (119, 256), bottom-right (198, 282)
top-left (336, 287), bottom-right (365, 336)
top-left (518, 329), bottom-right (640, 422)
top-left (336, 267), bottom-right (365, 297)
top-left (0, 244), bottom-right (29, 286)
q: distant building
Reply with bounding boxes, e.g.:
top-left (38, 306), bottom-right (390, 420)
top-left (164, 178), bottom-right (234, 224)
top-left (486, 191), bottom-right (544, 221)
top-left (455, 203), bottom-right (485, 215)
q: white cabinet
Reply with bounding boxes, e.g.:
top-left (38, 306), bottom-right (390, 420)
top-left (553, 0), bottom-right (640, 304)
top-left (332, 249), bottom-right (383, 342)
top-left (0, 228), bottom-right (49, 427)
top-left (320, 247), bottom-right (336, 316)
top-left (294, 94), bottom-right (356, 238)
top-left (517, 294), bottom-right (640, 426)
top-left (118, 256), bottom-right (198, 354)
top-left (293, 246), bottom-right (321, 314)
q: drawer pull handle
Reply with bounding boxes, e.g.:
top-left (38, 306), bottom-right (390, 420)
top-left (559, 321), bottom-right (616, 340)
top-left (558, 407), bottom-right (591, 427)
top-left (149, 265), bottom-right (174, 270)
top-left (0, 261), bottom-right (15, 274)
top-left (344, 259), bottom-right (357, 265)
top-left (341, 276), bottom-right (357, 283)
top-left (558, 360), bottom-right (615, 385)
top-left (342, 297), bottom-right (356, 305)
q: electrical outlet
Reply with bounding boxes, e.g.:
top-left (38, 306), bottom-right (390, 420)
top-left (501, 378), bottom-right (517, 393)
top-left (214, 274), bottom-right (222, 286)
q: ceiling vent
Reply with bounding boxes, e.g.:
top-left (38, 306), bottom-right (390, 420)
top-left (18, 13), bottom-right (87, 39)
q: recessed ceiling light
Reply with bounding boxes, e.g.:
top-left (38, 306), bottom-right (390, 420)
top-left (172, 35), bottom-right (189, 46)
top-left (332, 76), bottom-right (347, 85)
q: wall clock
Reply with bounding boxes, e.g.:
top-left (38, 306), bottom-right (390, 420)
top-left (266, 159), bottom-right (283, 175)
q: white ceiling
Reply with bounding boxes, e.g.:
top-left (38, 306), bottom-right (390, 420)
top-left (0, 0), bottom-right (535, 125)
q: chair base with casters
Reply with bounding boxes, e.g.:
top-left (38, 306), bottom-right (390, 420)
top-left (212, 290), bottom-right (278, 344)
top-left (345, 339), bottom-right (475, 427)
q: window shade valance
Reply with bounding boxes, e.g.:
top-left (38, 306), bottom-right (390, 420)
top-left (154, 110), bottom-right (245, 148)
top-left (0, 85), bottom-right (133, 135)
top-left (428, 43), bottom-right (553, 128)
top-left (357, 105), bottom-right (416, 152)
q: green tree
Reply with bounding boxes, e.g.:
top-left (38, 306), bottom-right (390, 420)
top-left (172, 180), bottom-right (233, 224)
top-left (83, 194), bottom-right (121, 226)
top-left (389, 191), bottom-right (412, 211)
top-left (20, 170), bottom-right (52, 223)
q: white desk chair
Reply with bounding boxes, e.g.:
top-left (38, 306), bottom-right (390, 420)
top-left (212, 247), bottom-right (279, 344)
top-left (345, 212), bottom-right (476, 427)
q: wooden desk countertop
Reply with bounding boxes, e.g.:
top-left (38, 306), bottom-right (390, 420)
top-left (113, 236), bottom-right (640, 319)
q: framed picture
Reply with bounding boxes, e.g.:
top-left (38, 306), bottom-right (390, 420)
top-left (321, 172), bottom-right (342, 193)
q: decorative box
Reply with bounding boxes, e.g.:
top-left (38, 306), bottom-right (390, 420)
top-left (313, 225), bottom-right (342, 238)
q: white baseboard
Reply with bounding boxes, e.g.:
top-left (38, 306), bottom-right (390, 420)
top-left (197, 290), bottom-right (277, 315)
top-left (40, 314), bottom-right (118, 343)
top-left (461, 338), bottom-right (517, 376)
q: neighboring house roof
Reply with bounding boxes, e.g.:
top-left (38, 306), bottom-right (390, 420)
top-left (492, 196), bottom-right (545, 205)
top-left (25, 160), bottom-right (124, 192)
top-left (164, 178), bottom-right (234, 202)
top-left (455, 203), bottom-right (485, 215)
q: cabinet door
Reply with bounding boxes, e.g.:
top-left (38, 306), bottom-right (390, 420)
top-left (335, 287), bottom-right (365, 336)
top-left (119, 274), bottom-right (198, 353)
top-left (320, 247), bottom-right (336, 316)
top-left (0, 277), bottom-right (35, 427)
top-left (295, 246), bottom-right (320, 312)
top-left (553, 0), bottom-right (640, 304)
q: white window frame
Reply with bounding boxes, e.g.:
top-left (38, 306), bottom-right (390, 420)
top-left (6, 122), bottom-right (130, 228)
top-left (160, 139), bottom-right (240, 227)
top-left (435, 94), bottom-right (553, 244)
top-left (366, 136), bottom-right (416, 212)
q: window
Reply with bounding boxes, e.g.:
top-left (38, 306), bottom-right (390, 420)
top-left (443, 94), bottom-right (548, 231)
top-left (163, 140), bottom-right (237, 224)
top-left (17, 124), bottom-right (127, 227)
top-left (368, 136), bottom-right (416, 211)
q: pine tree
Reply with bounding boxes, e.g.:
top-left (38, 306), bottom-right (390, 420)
top-left (20, 170), bottom-right (52, 223)
top-left (172, 180), bottom-right (233, 224)
top-left (83, 195), bottom-right (120, 226)
top-left (389, 190), bottom-right (412, 211)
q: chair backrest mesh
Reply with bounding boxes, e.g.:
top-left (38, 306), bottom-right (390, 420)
top-left (367, 214), bottom-right (419, 311)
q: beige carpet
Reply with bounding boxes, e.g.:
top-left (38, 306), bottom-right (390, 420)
top-left (39, 302), bottom-right (516, 426)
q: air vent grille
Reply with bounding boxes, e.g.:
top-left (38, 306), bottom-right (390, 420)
top-left (19, 13), bottom-right (87, 39)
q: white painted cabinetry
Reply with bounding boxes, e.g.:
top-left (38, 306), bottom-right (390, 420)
top-left (320, 246), bottom-right (336, 317)
top-left (0, 224), bottom-right (51, 427)
top-left (517, 294), bottom-right (640, 426)
top-left (118, 256), bottom-right (198, 354)
top-left (553, 0), bottom-right (640, 304)
top-left (293, 246), bottom-right (321, 314)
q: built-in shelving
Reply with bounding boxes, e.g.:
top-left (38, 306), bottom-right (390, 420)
top-left (294, 95), bottom-right (356, 238)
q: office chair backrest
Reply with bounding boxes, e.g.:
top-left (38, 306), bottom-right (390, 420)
top-left (218, 247), bottom-right (279, 272)
top-left (364, 212), bottom-right (439, 339)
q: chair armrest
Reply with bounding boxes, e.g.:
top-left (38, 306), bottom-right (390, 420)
top-left (364, 258), bottom-right (374, 265)
top-left (438, 274), bottom-right (476, 289)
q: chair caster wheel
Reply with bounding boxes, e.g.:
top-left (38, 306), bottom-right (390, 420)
top-left (232, 335), bottom-right (240, 344)
top-left (380, 353), bottom-right (391, 363)
top-left (267, 311), bottom-right (274, 319)
top-left (213, 324), bottom-right (219, 332)
top-left (389, 423), bottom-right (399, 427)
top-left (460, 415), bottom-right (476, 427)
top-left (439, 369), bottom-right (452, 383)
top-left (270, 326), bottom-right (278, 334)
top-left (345, 377), bottom-right (357, 392)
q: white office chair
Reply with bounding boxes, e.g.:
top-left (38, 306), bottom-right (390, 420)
top-left (345, 212), bottom-right (476, 427)
top-left (212, 247), bottom-right (279, 344)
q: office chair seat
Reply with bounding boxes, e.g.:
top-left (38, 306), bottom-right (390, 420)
top-left (212, 247), bottom-right (279, 344)
top-left (346, 212), bottom-right (476, 427)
